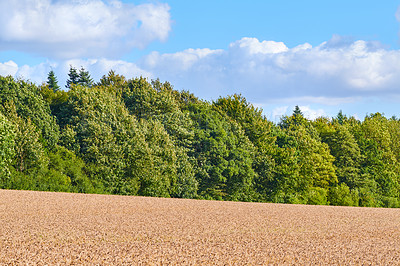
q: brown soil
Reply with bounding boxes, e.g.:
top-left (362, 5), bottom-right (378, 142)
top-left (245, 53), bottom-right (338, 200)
top-left (1, 189), bottom-right (399, 264)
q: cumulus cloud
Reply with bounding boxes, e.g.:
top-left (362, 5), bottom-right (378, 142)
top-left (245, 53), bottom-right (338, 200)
top-left (1, 58), bottom-right (151, 86)
top-left (269, 105), bottom-right (326, 121)
top-left (64, 58), bottom-right (152, 81)
top-left (271, 106), bottom-right (289, 122)
top-left (271, 106), bottom-right (288, 117)
top-left (0, 60), bottom-right (54, 84)
top-left (0, 0), bottom-right (171, 59)
top-left (140, 36), bottom-right (400, 104)
top-left (3, 35), bottom-right (400, 117)
top-left (298, 105), bottom-right (326, 120)
top-left (275, 96), bottom-right (358, 106)
top-left (144, 48), bottom-right (223, 71)
top-left (16, 62), bottom-right (50, 83)
top-left (229, 38), bottom-right (289, 55)
top-left (0, 61), bottom-right (19, 76)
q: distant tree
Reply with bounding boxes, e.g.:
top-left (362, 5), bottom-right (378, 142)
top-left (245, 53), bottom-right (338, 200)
top-left (66, 66), bottom-right (79, 89)
top-left (47, 70), bottom-right (60, 92)
top-left (124, 77), bottom-right (194, 148)
top-left (66, 66), bottom-right (94, 88)
top-left (213, 94), bottom-right (274, 146)
top-left (98, 70), bottom-right (127, 88)
top-left (279, 106), bottom-right (307, 129)
top-left (78, 67), bottom-right (94, 87)
top-left (293, 105), bottom-right (303, 116)
top-left (335, 110), bottom-right (347, 125)
top-left (39, 84), bottom-right (69, 127)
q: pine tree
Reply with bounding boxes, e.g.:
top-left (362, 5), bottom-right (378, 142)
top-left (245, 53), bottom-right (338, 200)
top-left (292, 105), bottom-right (305, 127)
top-left (47, 70), bottom-right (60, 92)
top-left (66, 66), bottom-right (79, 89)
top-left (293, 105), bottom-right (303, 117)
top-left (78, 67), bottom-right (94, 87)
top-left (335, 110), bottom-right (346, 125)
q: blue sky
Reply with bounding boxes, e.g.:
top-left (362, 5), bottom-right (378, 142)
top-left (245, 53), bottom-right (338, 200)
top-left (1, 0), bottom-right (400, 120)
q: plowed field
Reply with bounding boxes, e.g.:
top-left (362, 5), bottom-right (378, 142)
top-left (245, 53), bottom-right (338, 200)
top-left (1, 189), bottom-right (399, 264)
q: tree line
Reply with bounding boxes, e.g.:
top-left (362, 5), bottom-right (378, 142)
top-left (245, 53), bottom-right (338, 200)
top-left (1, 67), bottom-right (400, 207)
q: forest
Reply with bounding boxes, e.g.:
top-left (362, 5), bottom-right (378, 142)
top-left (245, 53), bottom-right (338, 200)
top-left (1, 67), bottom-right (400, 208)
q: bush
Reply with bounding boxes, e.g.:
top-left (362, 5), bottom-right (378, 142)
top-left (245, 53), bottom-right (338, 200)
top-left (48, 146), bottom-right (97, 193)
top-left (381, 196), bottom-right (399, 208)
top-left (307, 187), bottom-right (328, 205)
top-left (329, 183), bottom-right (359, 206)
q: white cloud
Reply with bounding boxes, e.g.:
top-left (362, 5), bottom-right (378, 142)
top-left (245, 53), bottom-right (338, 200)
top-left (268, 105), bottom-right (326, 121)
top-left (272, 106), bottom-right (288, 118)
top-left (140, 48), bottom-right (226, 98)
top-left (229, 37), bottom-right (289, 55)
top-left (0, 0), bottom-right (171, 59)
top-left (16, 63), bottom-right (49, 84)
top-left (270, 106), bottom-right (289, 123)
top-left (298, 105), bottom-right (326, 120)
top-left (3, 35), bottom-right (400, 117)
top-left (139, 36), bottom-right (400, 104)
top-left (143, 48), bottom-right (223, 71)
top-left (1, 58), bottom-right (151, 86)
top-left (0, 61), bottom-right (18, 76)
top-left (274, 96), bottom-right (359, 106)
top-left (0, 60), bottom-right (51, 84)
top-left (64, 58), bottom-right (152, 81)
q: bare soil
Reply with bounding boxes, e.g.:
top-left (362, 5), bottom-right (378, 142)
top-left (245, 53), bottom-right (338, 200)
top-left (1, 189), bottom-right (399, 265)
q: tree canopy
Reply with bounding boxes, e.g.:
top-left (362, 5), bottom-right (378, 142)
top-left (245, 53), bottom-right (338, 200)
top-left (1, 72), bottom-right (400, 207)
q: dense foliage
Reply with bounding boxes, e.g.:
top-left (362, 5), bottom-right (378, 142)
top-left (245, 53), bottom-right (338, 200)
top-left (1, 71), bottom-right (400, 207)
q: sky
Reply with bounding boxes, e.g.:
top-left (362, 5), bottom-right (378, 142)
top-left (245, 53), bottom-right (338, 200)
top-left (1, 0), bottom-right (400, 121)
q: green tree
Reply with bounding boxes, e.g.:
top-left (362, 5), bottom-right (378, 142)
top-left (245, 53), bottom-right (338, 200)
top-left (39, 83), bottom-right (69, 126)
top-left (124, 77), bottom-right (195, 149)
top-left (352, 113), bottom-right (400, 207)
top-left (47, 146), bottom-right (95, 193)
top-left (98, 70), bottom-right (127, 89)
top-left (313, 117), bottom-right (363, 206)
top-left (78, 67), bottom-right (94, 87)
top-left (335, 110), bottom-right (347, 125)
top-left (329, 183), bottom-right (359, 206)
top-left (213, 94), bottom-right (277, 201)
top-left (313, 117), bottom-right (362, 189)
top-left (213, 94), bottom-right (275, 147)
top-left (63, 84), bottom-right (195, 197)
top-left (3, 102), bottom-right (48, 174)
top-left (47, 70), bottom-right (60, 92)
top-left (293, 105), bottom-right (303, 116)
top-left (65, 86), bottom-right (131, 194)
top-left (277, 113), bottom-right (337, 204)
top-left (186, 101), bottom-right (257, 201)
top-left (66, 66), bottom-right (94, 89)
top-left (280, 105), bottom-right (307, 129)
top-left (66, 66), bottom-right (79, 89)
top-left (0, 112), bottom-right (15, 184)
top-left (0, 76), bottom-right (59, 149)
top-left (267, 128), bottom-right (301, 203)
